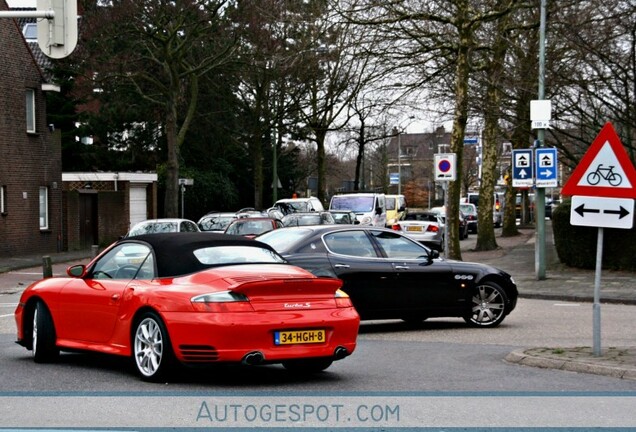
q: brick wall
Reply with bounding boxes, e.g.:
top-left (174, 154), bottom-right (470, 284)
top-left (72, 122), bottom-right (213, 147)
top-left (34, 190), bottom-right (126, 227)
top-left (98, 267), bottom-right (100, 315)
top-left (0, 7), bottom-right (63, 257)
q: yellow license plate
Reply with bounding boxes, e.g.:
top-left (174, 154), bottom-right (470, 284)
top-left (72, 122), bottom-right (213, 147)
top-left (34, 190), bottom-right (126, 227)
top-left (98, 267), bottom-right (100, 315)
top-left (274, 329), bottom-right (326, 345)
top-left (407, 226), bottom-right (422, 232)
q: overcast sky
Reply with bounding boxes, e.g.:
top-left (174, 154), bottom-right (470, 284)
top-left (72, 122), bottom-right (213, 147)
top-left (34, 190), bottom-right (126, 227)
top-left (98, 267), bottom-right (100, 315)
top-left (7, 0), bottom-right (36, 7)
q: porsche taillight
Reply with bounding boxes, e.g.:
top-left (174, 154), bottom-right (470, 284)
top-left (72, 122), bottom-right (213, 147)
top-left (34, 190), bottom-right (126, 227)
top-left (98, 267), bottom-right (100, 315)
top-left (335, 289), bottom-right (353, 308)
top-left (191, 291), bottom-right (255, 312)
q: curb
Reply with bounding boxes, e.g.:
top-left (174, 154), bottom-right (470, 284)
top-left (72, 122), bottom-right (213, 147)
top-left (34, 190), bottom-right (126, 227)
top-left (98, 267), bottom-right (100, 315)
top-left (505, 348), bottom-right (636, 381)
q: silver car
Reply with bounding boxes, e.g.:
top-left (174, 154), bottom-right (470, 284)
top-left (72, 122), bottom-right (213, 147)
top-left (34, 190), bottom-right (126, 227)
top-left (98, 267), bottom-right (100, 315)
top-left (391, 211), bottom-right (443, 251)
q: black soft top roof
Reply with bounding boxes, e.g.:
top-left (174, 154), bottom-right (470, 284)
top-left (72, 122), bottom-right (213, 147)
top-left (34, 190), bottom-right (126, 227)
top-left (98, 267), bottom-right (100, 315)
top-left (117, 232), bottom-right (278, 277)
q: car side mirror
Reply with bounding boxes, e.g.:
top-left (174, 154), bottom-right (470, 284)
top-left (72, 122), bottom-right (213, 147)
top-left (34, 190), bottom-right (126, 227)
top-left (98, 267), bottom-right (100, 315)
top-left (429, 249), bottom-right (440, 259)
top-left (67, 264), bottom-right (86, 278)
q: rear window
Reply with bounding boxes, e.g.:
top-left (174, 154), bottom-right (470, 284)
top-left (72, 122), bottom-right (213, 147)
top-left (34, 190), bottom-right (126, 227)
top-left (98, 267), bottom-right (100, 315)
top-left (258, 228), bottom-right (312, 252)
top-left (193, 246), bottom-right (284, 265)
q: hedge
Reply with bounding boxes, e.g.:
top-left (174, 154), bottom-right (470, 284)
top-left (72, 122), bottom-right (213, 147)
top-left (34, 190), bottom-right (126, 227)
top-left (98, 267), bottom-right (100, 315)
top-left (552, 200), bottom-right (636, 271)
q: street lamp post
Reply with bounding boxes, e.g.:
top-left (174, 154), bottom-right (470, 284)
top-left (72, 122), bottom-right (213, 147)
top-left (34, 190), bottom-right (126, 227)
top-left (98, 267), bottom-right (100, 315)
top-left (398, 132), bottom-right (402, 195)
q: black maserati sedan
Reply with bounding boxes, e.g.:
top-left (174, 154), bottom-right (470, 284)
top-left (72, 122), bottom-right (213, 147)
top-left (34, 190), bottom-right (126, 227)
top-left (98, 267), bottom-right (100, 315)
top-left (258, 226), bottom-right (518, 327)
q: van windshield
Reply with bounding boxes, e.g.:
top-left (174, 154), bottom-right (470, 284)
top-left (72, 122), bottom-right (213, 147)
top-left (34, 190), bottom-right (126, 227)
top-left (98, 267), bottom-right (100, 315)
top-left (331, 196), bottom-right (374, 212)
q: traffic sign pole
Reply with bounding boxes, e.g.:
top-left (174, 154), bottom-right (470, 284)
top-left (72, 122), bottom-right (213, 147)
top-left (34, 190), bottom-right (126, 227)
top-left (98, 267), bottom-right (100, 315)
top-left (562, 123), bottom-right (636, 357)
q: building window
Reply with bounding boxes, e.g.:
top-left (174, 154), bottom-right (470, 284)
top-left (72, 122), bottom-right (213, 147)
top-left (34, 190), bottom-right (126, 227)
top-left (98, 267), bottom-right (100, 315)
top-left (26, 89), bottom-right (36, 133)
top-left (39, 187), bottom-right (49, 230)
top-left (0, 186), bottom-right (6, 214)
top-left (438, 144), bottom-right (450, 153)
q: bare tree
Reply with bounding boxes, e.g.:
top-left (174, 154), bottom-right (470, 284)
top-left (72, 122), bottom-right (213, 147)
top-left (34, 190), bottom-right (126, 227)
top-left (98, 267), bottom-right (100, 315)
top-left (339, 0), bottom-right (520, 259)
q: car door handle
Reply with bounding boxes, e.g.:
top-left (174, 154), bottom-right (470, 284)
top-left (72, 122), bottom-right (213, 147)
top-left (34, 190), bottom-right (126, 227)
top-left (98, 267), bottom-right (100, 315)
top-left (394, 265), bottom-right (409, 270)
top-left (334, 264), bottom-right (350, 269)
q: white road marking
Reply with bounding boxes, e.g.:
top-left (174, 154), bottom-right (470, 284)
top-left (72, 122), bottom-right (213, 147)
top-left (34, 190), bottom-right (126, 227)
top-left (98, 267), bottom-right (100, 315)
top-left (553, 303), bottom-right (581, 307)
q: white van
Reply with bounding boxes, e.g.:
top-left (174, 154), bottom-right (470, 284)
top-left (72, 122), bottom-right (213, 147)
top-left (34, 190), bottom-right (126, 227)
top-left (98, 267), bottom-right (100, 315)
top-left (329, 193), bottom-right (386, 226)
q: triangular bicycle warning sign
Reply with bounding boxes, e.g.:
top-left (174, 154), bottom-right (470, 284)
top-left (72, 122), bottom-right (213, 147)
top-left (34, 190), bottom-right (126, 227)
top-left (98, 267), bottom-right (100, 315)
top-left (562, 122), bottom-right (636, 198)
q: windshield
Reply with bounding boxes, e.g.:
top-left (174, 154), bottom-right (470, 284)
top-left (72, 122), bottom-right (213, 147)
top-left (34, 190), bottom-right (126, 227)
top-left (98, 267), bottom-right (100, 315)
top-left (199, 215), bottom-right (235, 231)
top-left (330, 196), bottom-right (374, 212)
top-left (128, 222), bottom-right (178, 237)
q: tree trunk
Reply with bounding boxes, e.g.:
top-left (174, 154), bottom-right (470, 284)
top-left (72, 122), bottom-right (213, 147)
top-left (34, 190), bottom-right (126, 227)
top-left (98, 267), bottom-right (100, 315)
top-left (315, 128), bottom-right (327, 204)
top-left (447, 26), bottom-right (472, 261)
top-left (475, 4), bottom-right (510, 251)
top-left (164, 106), bottom-right (180, 218)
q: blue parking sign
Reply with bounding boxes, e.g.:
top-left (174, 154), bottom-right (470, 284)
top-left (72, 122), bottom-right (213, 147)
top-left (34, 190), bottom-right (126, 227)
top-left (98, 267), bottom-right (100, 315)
top-left (535, 148), bottom-right (558, 188)
top-left (512, 149), bottom-right (533, 187)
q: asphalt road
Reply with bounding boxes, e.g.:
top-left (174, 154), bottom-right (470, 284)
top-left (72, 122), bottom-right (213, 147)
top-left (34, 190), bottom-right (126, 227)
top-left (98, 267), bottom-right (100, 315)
top-left (2, 237), bottom-right (636, 428)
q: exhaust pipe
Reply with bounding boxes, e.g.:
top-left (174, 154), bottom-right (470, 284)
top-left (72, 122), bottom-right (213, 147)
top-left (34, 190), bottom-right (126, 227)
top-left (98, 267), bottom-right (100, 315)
top-left (242, 351), bottom-right (264, 365)
top-left (333, 346), bottom-right (349, 360)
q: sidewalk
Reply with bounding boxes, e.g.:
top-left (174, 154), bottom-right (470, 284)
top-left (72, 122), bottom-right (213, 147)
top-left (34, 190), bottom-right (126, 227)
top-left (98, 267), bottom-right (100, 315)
top-left (0, 249), bottom-right (95, 275)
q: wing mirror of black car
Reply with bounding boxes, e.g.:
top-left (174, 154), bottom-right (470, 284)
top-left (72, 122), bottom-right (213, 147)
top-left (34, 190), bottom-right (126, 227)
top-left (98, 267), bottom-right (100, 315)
top-left (67, 264), bottom-right (86, 278)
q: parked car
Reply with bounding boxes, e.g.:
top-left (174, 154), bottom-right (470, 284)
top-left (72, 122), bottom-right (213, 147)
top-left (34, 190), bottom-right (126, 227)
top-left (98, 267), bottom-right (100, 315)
top-left (459, 203), bottom-right (478, 234)
top-left (464, 192), bottom-right (503, 227)
top-left (273, 197), bottom-right (324, 215)
top-left (126, 218), bottom-right (200, 237)
top-left (429, 206), bottom-right (469, 240)
top-left (385, 194), bottom-right (407, 226)
top-left (391, 211), bottom-right (443, 251)
top-left (224, 217), bottom-right (282, 239)
top-left (515, 193), bottom-right (553, 220)
top-left (14, 233), bottom-right (359, 381)
top-left (281, 211), bottom-right (335, 227)
top-left (258, 226), bottom-right (518, 327)
top-left (329, 210), bottom-right (360, 225)
top-left (197, 212), bottom-right (237, 233)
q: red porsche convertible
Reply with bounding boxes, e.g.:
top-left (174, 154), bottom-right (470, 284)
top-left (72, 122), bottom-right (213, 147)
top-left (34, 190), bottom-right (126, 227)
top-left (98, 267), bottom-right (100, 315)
top-left (14, 233), bottom-right (359, 381)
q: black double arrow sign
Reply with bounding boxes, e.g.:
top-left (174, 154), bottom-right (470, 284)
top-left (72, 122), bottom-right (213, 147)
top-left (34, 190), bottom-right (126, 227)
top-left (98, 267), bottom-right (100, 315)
top-left (574, 204), bottom-right (630, 219)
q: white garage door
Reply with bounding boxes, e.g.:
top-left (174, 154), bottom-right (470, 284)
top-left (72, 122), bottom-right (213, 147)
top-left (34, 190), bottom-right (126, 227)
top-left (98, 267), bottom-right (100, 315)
top-left (129, 185), bottom-right (148, 228)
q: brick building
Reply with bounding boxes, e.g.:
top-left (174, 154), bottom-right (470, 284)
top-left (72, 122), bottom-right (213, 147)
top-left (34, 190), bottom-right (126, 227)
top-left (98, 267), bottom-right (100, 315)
top-left (0, 1), bottom-right (63, 257)
top-left (62, 172), bottom-right (158, 250)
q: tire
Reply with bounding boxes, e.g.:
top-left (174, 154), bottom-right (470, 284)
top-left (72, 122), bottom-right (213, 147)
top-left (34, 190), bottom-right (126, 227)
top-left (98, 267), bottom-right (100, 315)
top-left (133, 312), bottom-right (175, 382)
top-left (463, 281), bottom-right (509, 328)
top-left (282, 358), bottom-right (333, 373)
top-left (32, 300), bottom-right (59, 363)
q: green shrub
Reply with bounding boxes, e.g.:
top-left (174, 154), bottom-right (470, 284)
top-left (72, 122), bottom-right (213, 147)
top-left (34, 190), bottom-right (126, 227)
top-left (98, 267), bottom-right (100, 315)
top-left (553, 200), bottom-right (636, 271)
